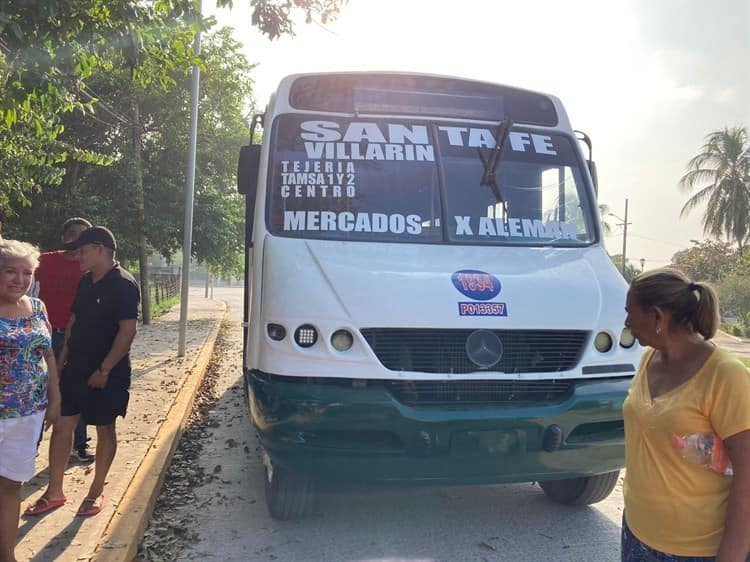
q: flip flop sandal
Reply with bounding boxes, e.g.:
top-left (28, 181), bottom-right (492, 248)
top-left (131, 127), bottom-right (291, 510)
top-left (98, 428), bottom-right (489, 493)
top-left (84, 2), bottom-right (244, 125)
top-left (24, 496), bottom-right (67, 516)
top-left (76, 494), bottom-right (104, 517)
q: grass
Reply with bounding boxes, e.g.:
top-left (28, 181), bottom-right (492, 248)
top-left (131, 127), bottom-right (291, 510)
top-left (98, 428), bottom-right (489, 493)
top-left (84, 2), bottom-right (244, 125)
top-left (151, 295), bottom-right (180, 318)
top-left (740, 357), bottom-right (750, 369)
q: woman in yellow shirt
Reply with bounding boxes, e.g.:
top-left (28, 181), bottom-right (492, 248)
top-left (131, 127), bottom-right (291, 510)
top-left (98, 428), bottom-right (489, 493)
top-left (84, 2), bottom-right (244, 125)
top-left (623, 268), bottom-right (750, 561)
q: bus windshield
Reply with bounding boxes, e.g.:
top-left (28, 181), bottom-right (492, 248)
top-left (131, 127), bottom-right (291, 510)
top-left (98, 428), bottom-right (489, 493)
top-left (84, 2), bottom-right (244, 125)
top-left (267, 114), bottom-right (596, 246)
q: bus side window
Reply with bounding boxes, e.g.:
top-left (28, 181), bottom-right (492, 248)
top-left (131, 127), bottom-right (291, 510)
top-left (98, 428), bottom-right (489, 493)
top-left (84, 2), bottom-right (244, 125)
top-left (239, 145), bottom-right (261, 238)
top-left (238, 145), bottom-right (261, 196)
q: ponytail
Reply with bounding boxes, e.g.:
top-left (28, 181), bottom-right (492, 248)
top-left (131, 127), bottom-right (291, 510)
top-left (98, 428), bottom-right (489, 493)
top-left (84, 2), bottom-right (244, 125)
top-left (691, 282), bottom-right (718, 340)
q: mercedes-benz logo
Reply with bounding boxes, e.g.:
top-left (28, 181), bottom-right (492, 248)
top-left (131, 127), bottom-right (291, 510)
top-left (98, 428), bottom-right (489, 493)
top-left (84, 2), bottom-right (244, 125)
top-left (465, 330), bottom-right (503, 368)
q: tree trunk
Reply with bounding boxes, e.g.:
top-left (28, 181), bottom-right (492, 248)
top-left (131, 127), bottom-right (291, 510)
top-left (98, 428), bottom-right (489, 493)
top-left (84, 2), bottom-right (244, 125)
top-left (133, 100), bottom-right (151, 325)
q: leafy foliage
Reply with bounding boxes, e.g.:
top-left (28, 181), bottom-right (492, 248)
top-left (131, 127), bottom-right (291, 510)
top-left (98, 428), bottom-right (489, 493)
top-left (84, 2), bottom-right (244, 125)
top-left (679, 127), bottom-right (750, 254)
top-left (669, 239), bottom-right (750, 332)
top-left (669, 239), bottom-right (738, 282)
top-left (12, 28), bottom-right (251, 277)
top-left (718, 273), bottom-right (750, 327)
top-left (717, 251), bottom-right (750, 331)
top-left (0, 0), bottom-right (201, 213)
top-left (221, 0), bottom-right (347, 39)
top-left (2, 0), bottom-right (348, 277)
top-left (609, 254), bottom-right (640, 283)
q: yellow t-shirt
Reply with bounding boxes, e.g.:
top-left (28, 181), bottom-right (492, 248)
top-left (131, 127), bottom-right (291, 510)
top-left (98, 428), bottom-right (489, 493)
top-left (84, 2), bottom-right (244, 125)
top-left (623, 346), bottom-right (750, 556)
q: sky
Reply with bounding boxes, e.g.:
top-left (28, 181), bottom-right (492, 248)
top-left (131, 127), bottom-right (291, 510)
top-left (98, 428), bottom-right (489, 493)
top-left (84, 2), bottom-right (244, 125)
top-left (207, 0), bottom-right (750, 268)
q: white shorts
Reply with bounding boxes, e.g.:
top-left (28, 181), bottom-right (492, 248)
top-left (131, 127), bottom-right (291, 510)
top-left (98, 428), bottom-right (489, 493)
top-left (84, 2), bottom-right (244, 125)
top-left (0, 411), bottom-right (45, 483)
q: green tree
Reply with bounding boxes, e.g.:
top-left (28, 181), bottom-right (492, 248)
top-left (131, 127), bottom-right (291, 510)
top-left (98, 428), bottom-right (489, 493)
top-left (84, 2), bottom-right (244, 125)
top-left (13, 27), bottom-right (250, 279)
top-left (679, 127), bottom-right (750, 254)
top-left (669, 239), bottom-right (738, 282)
top-left (717, 251), bottom-right (750, 332)
top-left (3, 0), bottom-right (347, 321)
top-left (138, 27), bottom-right (251, 277)
top-left (0, 0), bottom-right (348, 215)
top-left (718, 273), bottom-right (750, 328)
top-left (609, 254), bottom-right (640, 282)
top-left (245, 0), bottom-right (347, 38)
top-left (0, 0), bottom-right (200, 214)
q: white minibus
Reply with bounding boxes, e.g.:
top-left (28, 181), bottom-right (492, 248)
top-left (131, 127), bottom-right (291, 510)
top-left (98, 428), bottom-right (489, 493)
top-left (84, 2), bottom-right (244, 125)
top-left (238, 72), bottom-right (641, 519)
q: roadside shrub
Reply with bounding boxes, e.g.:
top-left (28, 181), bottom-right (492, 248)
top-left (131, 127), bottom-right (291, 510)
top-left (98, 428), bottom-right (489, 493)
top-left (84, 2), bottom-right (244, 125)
top-left (730, 324), bottom-right (745, 338)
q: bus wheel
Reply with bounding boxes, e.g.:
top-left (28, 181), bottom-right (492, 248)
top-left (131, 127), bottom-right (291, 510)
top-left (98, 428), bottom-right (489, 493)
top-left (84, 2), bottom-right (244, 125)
top-left (264, 461), bottom-right (315, 520)
top-left (539, 470), bottom-right (619, 506)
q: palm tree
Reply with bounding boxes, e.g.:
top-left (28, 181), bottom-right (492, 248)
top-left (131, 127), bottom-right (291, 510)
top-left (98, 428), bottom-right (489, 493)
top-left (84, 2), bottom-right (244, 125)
top-left (679, 127), bottom-right (750, 255)
top-left (599, 203), bottom-right (612, 235)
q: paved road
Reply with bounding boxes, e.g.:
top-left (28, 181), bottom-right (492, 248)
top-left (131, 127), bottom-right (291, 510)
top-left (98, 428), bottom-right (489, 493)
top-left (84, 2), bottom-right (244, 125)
top-left (145, 287), bottom-right (749, 561)
top-left (713, 330), bottom-right (750, 358)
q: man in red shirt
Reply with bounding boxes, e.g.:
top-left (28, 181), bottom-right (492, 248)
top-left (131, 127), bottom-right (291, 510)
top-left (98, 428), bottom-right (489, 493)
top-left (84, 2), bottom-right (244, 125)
top-left (36, 217), bottom-right (93, 462)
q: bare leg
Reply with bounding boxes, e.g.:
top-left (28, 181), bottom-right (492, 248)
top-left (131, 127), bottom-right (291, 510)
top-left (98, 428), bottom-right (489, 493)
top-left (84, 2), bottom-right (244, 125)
top-left (44, 414), bottom-right (78, 500)
top-left (86, 422), bottom-right (116, 500)
top-left (0, 475), bottom-right (21, 562)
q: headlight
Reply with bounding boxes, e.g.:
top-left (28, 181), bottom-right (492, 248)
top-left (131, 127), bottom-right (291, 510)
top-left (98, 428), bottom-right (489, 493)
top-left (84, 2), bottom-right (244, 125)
top-left (294, 324), bottom-right (318, 348)
top-left (594, 331), bottom-right (613, 353)
top-left (619, 327), bottom-right (636, 348)
top-left (331, 329), bottom-right (354, 351)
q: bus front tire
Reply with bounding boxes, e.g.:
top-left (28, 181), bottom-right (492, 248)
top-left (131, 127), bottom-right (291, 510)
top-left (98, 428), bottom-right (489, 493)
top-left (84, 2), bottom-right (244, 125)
top-left (264, 463), bottom-right (315, 520)
top-left (539, 470), bottom-right (619, 506)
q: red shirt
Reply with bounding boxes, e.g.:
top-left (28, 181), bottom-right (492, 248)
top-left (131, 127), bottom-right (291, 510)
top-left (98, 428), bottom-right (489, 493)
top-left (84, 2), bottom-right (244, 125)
top-left (36, 251), bottom-right (84, 329)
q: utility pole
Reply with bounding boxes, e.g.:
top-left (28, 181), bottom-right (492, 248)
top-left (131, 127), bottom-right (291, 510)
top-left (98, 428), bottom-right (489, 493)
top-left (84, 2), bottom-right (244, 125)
top-left (608, 198), bottom-right (631, 277)
top-left (178, 0), bottom-right (202, 357)
top-left (621, 198), bottom-right (629, 276)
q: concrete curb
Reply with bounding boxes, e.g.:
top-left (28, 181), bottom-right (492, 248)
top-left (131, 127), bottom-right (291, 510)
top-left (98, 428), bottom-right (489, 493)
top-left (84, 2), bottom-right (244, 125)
top-left (92, 302), bottom-right (227, 562)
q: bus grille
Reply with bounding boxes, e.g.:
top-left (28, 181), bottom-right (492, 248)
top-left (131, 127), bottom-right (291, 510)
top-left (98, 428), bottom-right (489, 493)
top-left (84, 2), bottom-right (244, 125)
top-left (360, 329), bottom-right (589, 374)
top-left (386, 379), bottom-right (574, 406)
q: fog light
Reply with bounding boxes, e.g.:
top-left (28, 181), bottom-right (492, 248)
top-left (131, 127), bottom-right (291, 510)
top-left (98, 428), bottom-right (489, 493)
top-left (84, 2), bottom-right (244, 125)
top-left (594, 331), bottom-right (613, 353)
top-left (331, 329), bottom-right (354, 351)
top-left (294, 324), bottom-right (318, 348)
top-left (619, 327), bottom-right (636, 348)
top-left (267, 323), bottom-right (286, 341)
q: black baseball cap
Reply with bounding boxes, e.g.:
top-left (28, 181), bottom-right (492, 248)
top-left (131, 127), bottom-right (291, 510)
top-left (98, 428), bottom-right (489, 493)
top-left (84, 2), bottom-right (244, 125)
top-left (64, 226), bottom-right (117, 251)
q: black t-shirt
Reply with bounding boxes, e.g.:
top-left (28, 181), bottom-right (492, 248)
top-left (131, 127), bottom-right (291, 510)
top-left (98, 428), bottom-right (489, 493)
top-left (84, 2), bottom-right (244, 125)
top-left (67, 263), bottom-right (140, 379)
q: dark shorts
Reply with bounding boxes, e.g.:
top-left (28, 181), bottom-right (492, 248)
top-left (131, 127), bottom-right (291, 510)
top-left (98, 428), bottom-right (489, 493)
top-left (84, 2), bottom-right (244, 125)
top-left (59, 366), bottom-right (129, 426)
top-left (621, 515), bottom-right (717, 562)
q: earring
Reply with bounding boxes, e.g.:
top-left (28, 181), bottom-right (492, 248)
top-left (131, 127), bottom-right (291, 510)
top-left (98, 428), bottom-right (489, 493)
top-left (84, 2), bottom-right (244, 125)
top-left (656, 327), bottom-right (662, 335)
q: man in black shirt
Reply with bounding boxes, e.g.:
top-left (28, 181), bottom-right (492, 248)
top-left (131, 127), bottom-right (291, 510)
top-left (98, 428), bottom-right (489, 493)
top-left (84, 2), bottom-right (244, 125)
top-left (26, 227), bottom-right (140, 517)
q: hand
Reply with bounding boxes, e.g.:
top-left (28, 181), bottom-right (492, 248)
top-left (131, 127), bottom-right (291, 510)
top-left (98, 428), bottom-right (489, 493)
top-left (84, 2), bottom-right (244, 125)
top-left (87, 368), bottom-right (109, 389)
top-left (58, 347), bottom-right (68, 371)
top-left (45, 396), bottom-right (60, 430)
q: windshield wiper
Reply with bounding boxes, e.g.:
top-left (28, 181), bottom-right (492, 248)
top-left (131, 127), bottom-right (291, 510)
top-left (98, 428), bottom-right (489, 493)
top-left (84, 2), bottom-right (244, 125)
top-left (478, 118), bottom-right (514, 223)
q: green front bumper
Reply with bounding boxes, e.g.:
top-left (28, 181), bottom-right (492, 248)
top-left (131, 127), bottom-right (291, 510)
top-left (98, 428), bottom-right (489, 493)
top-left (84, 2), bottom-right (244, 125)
top-left (246, 370), bottom-right (630, 485)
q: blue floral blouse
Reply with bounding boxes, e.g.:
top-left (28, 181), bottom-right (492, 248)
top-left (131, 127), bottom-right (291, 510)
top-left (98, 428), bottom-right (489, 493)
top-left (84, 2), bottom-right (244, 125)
top-left (0, 298), bottom-right (52, 418)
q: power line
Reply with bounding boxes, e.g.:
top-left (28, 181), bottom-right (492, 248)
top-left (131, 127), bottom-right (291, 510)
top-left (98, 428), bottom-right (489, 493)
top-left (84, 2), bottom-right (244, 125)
top-left (623, 232), bottom-right (687, 249)
top-left (79, 87), bottom-right (134, 126)
top-left (629, 233), bottom-right (685, 248)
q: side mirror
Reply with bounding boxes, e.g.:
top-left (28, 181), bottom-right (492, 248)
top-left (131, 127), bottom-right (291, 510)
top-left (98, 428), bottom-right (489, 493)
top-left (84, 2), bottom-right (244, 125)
top-left (574, 130), bottom-right (598, 197)
top-left (237, 145), bottom-right (261, 195)
top-left (587, 160), bottom-right (598, 196)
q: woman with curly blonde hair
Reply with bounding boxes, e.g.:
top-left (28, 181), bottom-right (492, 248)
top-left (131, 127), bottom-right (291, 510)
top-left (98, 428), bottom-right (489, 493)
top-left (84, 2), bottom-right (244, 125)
top-left (0, 239), bottom-right (60, 562)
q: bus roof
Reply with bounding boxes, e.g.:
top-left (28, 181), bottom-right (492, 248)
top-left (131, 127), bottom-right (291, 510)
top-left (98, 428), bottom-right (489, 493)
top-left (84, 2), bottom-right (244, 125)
top-left (268, 72), bottom-right (572, 131)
